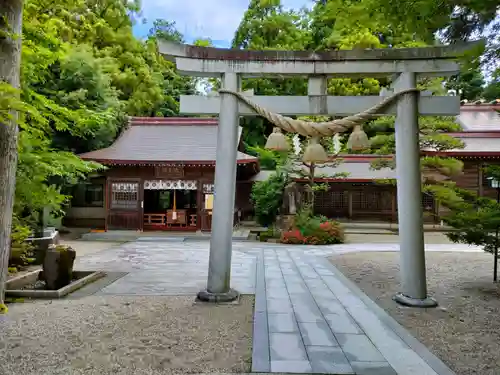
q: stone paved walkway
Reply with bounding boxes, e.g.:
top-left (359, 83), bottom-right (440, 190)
top-left (74, 241), bottom-right (257, 295)
top-left (74, 241), bottom-right (467, 375)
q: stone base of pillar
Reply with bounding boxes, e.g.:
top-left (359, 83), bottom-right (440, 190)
top-left (197, 288), bottom-right (240, 303)
top-left (393, 292), bottom-right (438, 308)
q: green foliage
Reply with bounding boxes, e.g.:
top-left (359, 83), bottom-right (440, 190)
top-left (2, 0), bottom-right (197, 234)
top-left (8, 216), bottom-right (35, 272)
top-left (443, 191), bottom-right (500, 254)
top-left (259, 227), bottom-right (281, 242)
top-left (281, 207), bottom-right (344, 245)
top-left (446, 65), bottom-right (486, 101)
top-left (232, 0), bottom-right (311, 51)
top-left (246, 145), bottom-right (288, 170)
top-left (365, 0), bottom-right (498, 76)
top-left (293, 206), bottom-right (322, 234)
top-left (0, 82), bottom-right (26, 124)
top-left (440, 166), bottom-right (500, 257)
top-left (365, 0), bottom-right (498, 42)
top-left (232, 0), bottom-right (440, 154)
top-left (251, 172), bottom-right (287, 226)
top-left (483, 71), bottom-right (500, 101)
top-left (368, 113), bottom-right (466, 200)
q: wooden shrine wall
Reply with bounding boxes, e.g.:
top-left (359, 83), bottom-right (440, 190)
top-left (312, 183), bottom-right (438, 223)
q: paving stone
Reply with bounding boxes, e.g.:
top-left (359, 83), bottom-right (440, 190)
top-left (252, 311), bottom-right (270, 373)
top-left (293, 302), bottom-right (324, 323)
top-left (299, 271), bottom-right (318, 279)
top-left (266, 287), bottom-right (289, 299)
top-left (266, 279), bottom-right (287, 289)
top-left (315, 298), bottom-right (346, 315)
top-left (315, 267), bottom-right (335, 276)
top-left (281, 268), bottom-right (298, 276)
top-left (324, 312), bottom-right (363, 334)
top-left (265, 272), bottom-right (284, 279)
top-left (321, 275), bottom-right (357, 300)
top-left (350, 361), bottom-right (398, 375)
top-left (299, 322), bottom-right (339, 346)
top-left (283, 276), bottom-right (303, 284)
top-left (286, 282), bottom-right (309, 295)
top-left (306, 346), bottom-right (354, 374)
top-left (304, 278), bottom-right (328, 288)
top-left (267, 297), bottom-right (293, 314)
top-left (336, 334), bottom-right (386, 362)
top-left (289, 293), bottom-right (317, 306)
top-left (270, 333), bottom-right (307, 361)
top-left (268, 313), bottom-right (298, 333)
top-left (270, 360), bottom-right (312, 373)
top-left (254, 288), bottom-right (267, 313)
top-left (264, 267), bottom-right (281, 273)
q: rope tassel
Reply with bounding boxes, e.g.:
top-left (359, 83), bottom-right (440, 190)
top-left (347, 125), bottom-right (370, 151)
top-left (303, 137), bottom-right (329, 164)
top-left (265, 127), bottom-right (289, 151)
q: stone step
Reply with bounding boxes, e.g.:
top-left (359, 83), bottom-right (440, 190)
top-left (81, 229), bottom-right (251, 242)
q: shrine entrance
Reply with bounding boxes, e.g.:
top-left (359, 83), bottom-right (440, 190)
top-left (159, 39), bottom-right (476, 305)
top-left (142, 180), bottom-right (199, 231)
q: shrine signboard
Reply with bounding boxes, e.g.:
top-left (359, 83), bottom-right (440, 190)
top-left (155, 165), bottom-right (184, 179)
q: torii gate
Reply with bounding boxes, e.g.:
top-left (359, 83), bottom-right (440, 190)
top-left (159, 40), bottom-right (477, 307)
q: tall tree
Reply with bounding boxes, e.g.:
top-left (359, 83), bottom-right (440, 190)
top-left (0, 0), bottom-right (24, 312)
top-left (483, 70), bottom-right (500, 102)
top-left (11, 2), bottom-right (193, 229)
top-left (446, 65), bottom-right (485, 101)
top-left (231, 0), bottom-right (312, 147)
top-left (366, 0), bottom-right (499, 75)
top-left (233, 0), bottom-right (430, 150)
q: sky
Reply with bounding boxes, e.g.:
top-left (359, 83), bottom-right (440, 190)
top-left (133, 0), bottom-right (311, 47)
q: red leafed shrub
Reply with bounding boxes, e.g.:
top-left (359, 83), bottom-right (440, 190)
top-left (281, 230), bottom-right (306, 244)
top-left (318, 221), bottom-right (344, 242)
top-left (281, 219), bottom-right (344, 245)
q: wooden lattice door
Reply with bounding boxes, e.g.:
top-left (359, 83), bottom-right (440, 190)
top-left (314, 188), bottom-right (349, 218)
top-left (107, 179), bottom-right (142, 230)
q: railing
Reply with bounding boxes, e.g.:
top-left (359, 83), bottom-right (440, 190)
top-left (143, 214), bottom-right (166, 227)
top-left (143, 211), bottom-right (198, 229)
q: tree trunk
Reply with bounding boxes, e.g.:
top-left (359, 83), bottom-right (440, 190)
top-left (0, 0), bottom-right (24, 308)
top-left (309, 163), bottom-right (315, 212)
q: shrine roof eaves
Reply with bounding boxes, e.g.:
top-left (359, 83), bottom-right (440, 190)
top-left (78, 117), bottom-right (258, 166)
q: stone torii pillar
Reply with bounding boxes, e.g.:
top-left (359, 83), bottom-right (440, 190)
top-left (199, 72), bottom-right (241, 302)
top-left (159, 40), bottom-right (478, 306)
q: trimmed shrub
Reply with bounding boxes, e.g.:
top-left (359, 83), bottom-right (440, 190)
top-left (8, 220), bottom-right (35, 272)
top-left (281, 213), bottom-right (344, 245)
top-left (259, 227), bottom-right (281, 242)
top-left (251, 172), bottom-right (287, 227)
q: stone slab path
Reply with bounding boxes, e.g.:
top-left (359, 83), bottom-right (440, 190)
top-left (73, 241), bottom-right (467, 375)
top-left (74, 241), bottom-right (257, 295)
top-left (252, 248), bottom-right (455, 375)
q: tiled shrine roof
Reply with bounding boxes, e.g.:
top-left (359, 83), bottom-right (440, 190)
top-left (79, 117), bottom-right (257, 166)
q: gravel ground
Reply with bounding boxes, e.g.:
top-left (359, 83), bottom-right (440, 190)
top-left (330, 251), bottom-right (500, 375)
top-left (0, 295), bottom-right (254, 375)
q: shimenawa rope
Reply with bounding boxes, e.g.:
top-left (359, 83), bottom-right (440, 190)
top-left (218, 88), bottom-right (420, 136)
